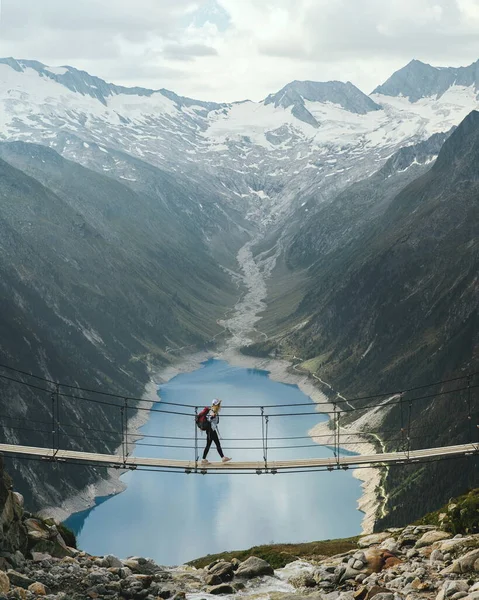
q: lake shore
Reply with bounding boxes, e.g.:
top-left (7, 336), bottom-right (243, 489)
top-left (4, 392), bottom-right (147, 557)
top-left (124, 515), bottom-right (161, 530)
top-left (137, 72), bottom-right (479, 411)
top-left (42, 344), bottom-right (381, 536)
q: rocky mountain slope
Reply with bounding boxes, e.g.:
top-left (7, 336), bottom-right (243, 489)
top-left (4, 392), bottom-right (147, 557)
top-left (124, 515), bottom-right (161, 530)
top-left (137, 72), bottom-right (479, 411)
top-left (1, 54), bottom-right (479, 518)
top-left (0, 141), bottom-right (247, 510)
top-left (253, 110), bottom-right (479, 527)
top-left (0, 459), bottom-right (477, 599)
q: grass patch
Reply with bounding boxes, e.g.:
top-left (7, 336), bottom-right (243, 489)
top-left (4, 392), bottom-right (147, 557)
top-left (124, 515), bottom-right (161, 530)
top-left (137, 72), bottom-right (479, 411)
top-left (415, 487), bottom-right (479, 535)
top-left (188, 537), bottom-right (359, 570)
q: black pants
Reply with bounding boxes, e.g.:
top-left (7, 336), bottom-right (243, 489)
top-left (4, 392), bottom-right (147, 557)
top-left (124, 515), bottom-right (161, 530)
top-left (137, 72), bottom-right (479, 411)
top-left (203, 427), bottom-right (224, 459)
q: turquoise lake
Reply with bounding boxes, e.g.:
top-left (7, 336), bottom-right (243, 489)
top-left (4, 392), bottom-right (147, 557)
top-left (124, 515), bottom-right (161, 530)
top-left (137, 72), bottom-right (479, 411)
top-left (65, 359), bottom-right (363, 565)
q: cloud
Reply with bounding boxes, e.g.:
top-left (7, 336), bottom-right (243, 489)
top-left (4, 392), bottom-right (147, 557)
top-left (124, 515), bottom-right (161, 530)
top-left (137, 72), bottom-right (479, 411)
top-left (163, 43), bottom-right (218, 62)
top-left (0, 0), bottom-right (478, 101)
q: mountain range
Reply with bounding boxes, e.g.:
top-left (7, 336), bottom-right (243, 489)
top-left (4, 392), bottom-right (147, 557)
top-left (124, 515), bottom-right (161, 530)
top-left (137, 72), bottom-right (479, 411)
top-left (0, 55), bottom-right (478, 523)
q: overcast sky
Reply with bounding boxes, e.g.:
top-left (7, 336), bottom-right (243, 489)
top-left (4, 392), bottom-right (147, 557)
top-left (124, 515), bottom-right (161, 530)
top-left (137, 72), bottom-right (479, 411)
top-left (1, 0), bottom-right (479, 102)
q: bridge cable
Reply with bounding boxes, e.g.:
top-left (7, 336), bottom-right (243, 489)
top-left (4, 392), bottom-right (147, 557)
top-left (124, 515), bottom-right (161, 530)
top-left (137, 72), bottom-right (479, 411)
top-left (0, 371), bottom-right (478, 415)
top-left (0, 361), bottom-right (478, 409)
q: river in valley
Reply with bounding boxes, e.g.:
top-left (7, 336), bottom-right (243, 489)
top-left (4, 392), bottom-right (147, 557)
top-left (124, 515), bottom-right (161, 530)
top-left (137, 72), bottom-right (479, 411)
top-left (65, 358), bottom-right (363, 566)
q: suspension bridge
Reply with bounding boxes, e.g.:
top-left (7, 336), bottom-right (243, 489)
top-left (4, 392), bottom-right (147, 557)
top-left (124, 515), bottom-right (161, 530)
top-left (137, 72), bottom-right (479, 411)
top-left (0, 363), bottom-right (477, 475)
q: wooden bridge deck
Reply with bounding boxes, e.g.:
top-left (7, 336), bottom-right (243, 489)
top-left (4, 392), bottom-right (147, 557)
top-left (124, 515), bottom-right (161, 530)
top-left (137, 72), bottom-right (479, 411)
top-left (0, 442), bottom-right (477, 472)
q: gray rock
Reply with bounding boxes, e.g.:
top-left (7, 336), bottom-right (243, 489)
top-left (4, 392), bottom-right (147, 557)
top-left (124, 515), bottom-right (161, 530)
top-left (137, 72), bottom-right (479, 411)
top-left (86, 570), bottom-right (112, 585)
top-left (235, 556), bottom-right (274, 579)
top-left (205, 573), bottom-right (223, 586)
top-left (380, 539), bottom-right (400, 554)
top-left (209, 584), bottom-right (236, 595)
top-left (102, 554), bottom-right (123, 568)
top-left (430, 549), bottom-right (444, 562)
top-left (289, 572), bottom-right (317, 588)
top-left (448, 548), bottom-right (479, 573)
top-left (451, 593), bottom-right (469, 600)
top-left (437, 580), bottom-right (470, 600)
top-left (31, 552), bottom-right (52, 563)
top-left (371, 594), bottom-right (394, 600)
top-left (358, 533), bottom-right (391, 548)
top-left (323, 592), bottom-right (340, 600)
top-left (416, 531), bottom-right (452, 548)
top-left (338, 566), bottom-right (361, 583)
top-left (207, 560), bottom-right (234, 582)
top-left (7, 569), bottom-right (34, 589)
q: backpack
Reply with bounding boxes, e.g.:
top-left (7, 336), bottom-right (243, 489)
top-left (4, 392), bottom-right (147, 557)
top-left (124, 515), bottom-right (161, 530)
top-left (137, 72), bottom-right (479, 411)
top-left (196, 406), bottom-right (210, 431)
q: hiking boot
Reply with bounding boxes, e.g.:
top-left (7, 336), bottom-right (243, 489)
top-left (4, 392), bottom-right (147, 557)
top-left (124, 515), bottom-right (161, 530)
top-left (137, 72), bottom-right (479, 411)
top-left (201, 459), bottom-right (210, 465)
top-left (222, 456), bottom-right (232, 463)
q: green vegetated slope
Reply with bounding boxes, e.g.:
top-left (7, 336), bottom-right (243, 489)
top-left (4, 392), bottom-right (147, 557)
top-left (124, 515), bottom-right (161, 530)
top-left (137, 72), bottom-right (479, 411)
top-left (254, 112), bottom-right (479, 527)
top-left (0, 142), bottom-right (247, 509)
top-left (189, 538), bottom-right (360, 570)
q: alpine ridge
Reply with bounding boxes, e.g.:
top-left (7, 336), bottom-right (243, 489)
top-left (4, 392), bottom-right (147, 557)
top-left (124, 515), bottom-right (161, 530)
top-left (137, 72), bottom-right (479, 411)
top-left (0, 53), bottom-right (478, 527)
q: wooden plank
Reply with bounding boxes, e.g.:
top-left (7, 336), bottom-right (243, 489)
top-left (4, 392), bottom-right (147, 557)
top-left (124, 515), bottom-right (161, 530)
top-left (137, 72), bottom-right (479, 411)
top-left (0, 443), bottom-right (476, 471)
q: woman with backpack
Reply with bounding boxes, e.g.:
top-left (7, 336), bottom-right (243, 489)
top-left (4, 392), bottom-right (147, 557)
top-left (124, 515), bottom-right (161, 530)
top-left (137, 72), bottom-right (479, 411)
top-left (201, 399), bottom-right (231, 465)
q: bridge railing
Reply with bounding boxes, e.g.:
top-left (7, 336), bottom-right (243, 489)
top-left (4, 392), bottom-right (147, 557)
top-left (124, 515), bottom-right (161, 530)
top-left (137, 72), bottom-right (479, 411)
top-left (0, 363), bottom-right (478, 471)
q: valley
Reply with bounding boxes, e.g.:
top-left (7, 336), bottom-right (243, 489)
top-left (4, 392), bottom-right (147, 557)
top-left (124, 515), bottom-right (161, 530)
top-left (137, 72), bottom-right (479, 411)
top-left (0, 54), bottom-right (478, 533)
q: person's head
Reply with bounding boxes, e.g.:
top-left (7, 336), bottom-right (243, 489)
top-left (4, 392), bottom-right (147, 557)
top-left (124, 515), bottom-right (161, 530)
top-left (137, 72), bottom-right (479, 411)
top-left (212, 398), bottom-right (222, 413)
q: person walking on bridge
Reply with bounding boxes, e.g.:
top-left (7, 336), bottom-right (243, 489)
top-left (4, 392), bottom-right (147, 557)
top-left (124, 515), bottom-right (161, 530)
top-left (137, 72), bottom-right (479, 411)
top-left (201, 399), bottom-right (231, 465)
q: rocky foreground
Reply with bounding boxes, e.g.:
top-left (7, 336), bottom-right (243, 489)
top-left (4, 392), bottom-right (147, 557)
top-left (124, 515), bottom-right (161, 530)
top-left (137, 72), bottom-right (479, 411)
top-left (0, 461), bottom-right (478, 600)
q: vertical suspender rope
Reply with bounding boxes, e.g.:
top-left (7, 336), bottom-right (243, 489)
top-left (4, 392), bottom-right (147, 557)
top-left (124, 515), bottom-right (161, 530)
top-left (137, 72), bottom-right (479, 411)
top-left (51, 389), bottom-right (56, 454)
top-left (333, 403), bottom-right (339, 468)
top-left (261, 407), bottom-right (266, 470)
top-left (55, 382), bottom-right (60, 453)
top-left (467, 376), bottom-right (472, 443)
top-left (264, 415), bottom-right (269, 470)
top-left (337, 410), bottom-right (341, 465)
top-left (399, 392), bottom-right (405, 453)
top-left (194, 407), bottom-right (198, 470)
top-left (124, 398), bottom-right (129, 460)
top-left (120, 403), bottom-right (125, 465)
top-left (406, 399), bottom-right (412, 460)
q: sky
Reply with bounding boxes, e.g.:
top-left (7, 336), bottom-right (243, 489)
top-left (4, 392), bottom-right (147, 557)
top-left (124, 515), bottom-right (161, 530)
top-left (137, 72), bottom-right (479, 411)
top-left (1, 0), bottom-right (479, 102)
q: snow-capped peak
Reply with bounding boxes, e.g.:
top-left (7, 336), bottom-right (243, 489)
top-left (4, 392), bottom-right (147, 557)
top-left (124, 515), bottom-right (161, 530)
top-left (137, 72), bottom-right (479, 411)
top-left (0, 57), bottom-right (227, 112)
top-left (0, 56), bottom-right (478, 228)
top-left (264, 80), bottom-right (381, 127)
top-left (373, 58), bottom-right (479, 102)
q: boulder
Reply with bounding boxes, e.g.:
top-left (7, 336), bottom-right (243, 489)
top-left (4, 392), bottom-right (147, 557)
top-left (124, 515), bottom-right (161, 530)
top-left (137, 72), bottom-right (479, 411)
top-left (209, 584), bottom-right (236, 595)
top-left (436, 536), bottom-right (479, 553)
top-left (430, 549), bottom-right (444, 563)
top-left (436, 580), bottom-right (470, 600)
top-left (235, 556), bottom-right (274, 578)
top-left (289, 571), bottom-right (317, 588)
top-left (445, 548), bottom-right (479, 574)
top-left (0, 571), bottom-right (9, 594)
top-left (7, 570), bottom-right (34, 589)
top-left (28, 582), bottom-right (47, 595)
top-left (380, 539), bottom-right (400, 554)
top-left (102, 554), bottom-right (122, 569)
top-left (363, 548), bottom-right (401, 573)
top-left (206, 560), bottom-right (234, 583)
top-left (29, 538), bottom-right (72, 559)
top-left (24, 519), bottom-right (50, 542)
top-left (205, 573), bottom-right (223, 586)
top-left (358, 533), bottom-right (391, 548)
top-left (416, 530), bottom-right (452, 548)
top-left (355, 585), bottom-right (392, 600)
